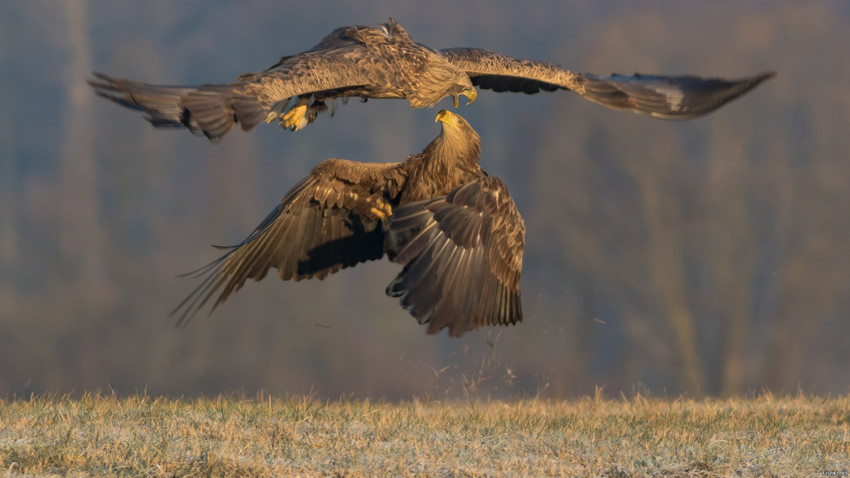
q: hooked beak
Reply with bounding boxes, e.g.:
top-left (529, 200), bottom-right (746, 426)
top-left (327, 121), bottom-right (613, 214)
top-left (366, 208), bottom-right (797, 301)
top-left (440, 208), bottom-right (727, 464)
top-left (435, 109), bottom-right (452, 123)
top-left (453, 88), bottom-right (478, 108)
top-left (462, 87), bottom-right (477, 106)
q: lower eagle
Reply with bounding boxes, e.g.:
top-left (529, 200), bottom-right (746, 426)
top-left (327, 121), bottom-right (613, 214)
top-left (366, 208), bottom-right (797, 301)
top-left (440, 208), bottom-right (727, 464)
top-left (174, 110), bottom-right (525, 337)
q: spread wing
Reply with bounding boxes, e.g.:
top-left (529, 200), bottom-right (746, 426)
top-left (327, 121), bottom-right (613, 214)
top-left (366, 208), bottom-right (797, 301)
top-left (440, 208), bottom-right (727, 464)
top-left (88, 25), bottom-right (416, 142)
top-left (173, 159), bottom-right (405, 326)
top-left (386, 177), bottom-right (525, 337)
top-left (440, 47), bottom-right (774, 119)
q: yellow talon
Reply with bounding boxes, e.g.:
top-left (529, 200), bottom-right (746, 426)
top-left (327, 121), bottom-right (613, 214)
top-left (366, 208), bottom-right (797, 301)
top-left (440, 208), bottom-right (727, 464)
top-left (369, 198), bottom-right (392, 220)
top-left (282, 104), bottom-right (308, 131)
top-left (370, 207), bottom-right (386, 220)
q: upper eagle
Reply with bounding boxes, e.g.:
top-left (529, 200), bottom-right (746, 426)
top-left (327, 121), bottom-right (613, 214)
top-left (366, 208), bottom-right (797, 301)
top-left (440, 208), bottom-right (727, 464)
top-left (89, 19), bottom-right (774, 142)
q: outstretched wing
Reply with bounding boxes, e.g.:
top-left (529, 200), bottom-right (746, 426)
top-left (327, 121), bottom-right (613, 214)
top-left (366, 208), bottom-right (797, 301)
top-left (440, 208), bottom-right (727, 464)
top-left (573, 72), bottom-right (775, 119)
top-left (440, 47), bottom-right (774, 119)
top-left (89, 25), bottom-right (413, 142)
top-left (386, 177), bottom-right (525, 337)
top-left (173, 159), bottom-right (405, 326)
top-left (89, 73), bottom-right (261, 142)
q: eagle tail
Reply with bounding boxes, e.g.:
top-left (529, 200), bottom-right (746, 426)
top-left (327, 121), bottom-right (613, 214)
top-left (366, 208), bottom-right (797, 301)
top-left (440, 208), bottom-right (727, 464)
top-left (88, 72), bottom-right (266, 142)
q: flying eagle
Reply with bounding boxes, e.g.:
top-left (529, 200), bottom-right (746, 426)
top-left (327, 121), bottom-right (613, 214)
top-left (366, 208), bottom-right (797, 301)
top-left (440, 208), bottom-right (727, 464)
top-left (174, 110), bottom-right (524, 337)
top-left (89, 19), bottom-right (773, 142)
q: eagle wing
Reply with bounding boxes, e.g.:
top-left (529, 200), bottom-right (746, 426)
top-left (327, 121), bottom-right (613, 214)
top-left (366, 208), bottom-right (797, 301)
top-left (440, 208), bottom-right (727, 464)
top-left (89, 25), bottom-right (419, 141)
top-left (386, 177), bottom-right (525, 337)
top-left (440, 47), bottom-right (774, 119)
top-left (173, 159), bottom-right (405, 325)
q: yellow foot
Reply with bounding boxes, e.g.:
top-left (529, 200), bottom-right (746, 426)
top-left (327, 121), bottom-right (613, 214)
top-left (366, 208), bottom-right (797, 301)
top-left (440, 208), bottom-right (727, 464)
top-left (369, 198), bottom-right (393, 220)
top-left (282, 104), bottom-right (308, 131)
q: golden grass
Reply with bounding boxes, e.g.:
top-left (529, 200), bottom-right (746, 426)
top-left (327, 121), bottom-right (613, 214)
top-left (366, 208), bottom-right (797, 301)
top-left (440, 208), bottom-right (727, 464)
top-left (1, 392), bottom-right (848, 476)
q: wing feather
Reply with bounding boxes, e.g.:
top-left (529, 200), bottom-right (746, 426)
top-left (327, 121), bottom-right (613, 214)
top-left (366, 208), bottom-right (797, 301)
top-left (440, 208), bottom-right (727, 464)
top-left (577, 72), bottom-right (776, 119)
top-left (386, 177), bottom-right (525, 337)
top-left (440, 47), bottom-right (774, 119)
top-left (440, 47), bottom-right (575, 94)
top-left (173, 159), bottom-right (405, 326)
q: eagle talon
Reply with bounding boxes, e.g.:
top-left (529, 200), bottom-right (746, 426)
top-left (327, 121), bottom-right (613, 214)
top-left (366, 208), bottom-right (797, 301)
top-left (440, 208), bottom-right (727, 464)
top-left (282, 104), bottom-right (308, 131)
top-left (370, 206), bottom-right (390, 220)
top-left (369, 198), bottom-right (392, 220)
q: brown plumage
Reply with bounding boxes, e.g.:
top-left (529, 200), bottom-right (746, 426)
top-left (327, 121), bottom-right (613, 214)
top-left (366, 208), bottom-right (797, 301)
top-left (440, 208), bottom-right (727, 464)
top-left (88, 19), bottom-right (773, 142)
top-left (174, 110), bottom-right (525, 337)
top-left (440, 48), bottom-right (775, 120)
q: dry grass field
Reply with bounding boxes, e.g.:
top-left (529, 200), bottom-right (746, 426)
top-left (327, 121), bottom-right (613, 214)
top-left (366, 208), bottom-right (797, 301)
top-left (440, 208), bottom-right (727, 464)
top-left (1, 392), bottom-right (848, 476)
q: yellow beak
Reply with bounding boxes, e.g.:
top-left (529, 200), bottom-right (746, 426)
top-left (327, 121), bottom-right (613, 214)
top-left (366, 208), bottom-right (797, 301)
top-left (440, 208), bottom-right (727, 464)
top-left (436, 109), bottom-right (452, 123)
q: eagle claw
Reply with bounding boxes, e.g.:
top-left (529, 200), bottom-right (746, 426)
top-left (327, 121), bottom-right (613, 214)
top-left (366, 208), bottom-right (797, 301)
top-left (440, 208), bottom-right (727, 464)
top-left (282, 104), bottom-right (308, 131)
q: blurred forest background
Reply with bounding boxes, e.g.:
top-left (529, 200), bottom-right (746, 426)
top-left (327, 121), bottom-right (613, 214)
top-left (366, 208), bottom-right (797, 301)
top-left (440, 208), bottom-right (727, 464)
top-left (1, 0), bottom-right (848, 400)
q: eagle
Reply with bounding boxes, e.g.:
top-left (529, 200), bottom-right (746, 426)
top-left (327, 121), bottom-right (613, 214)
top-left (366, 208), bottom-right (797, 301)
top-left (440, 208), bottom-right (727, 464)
top-left (89, 19), bottom-right (773, 142)
top-left (174, 110), bottom-right (524, 337)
